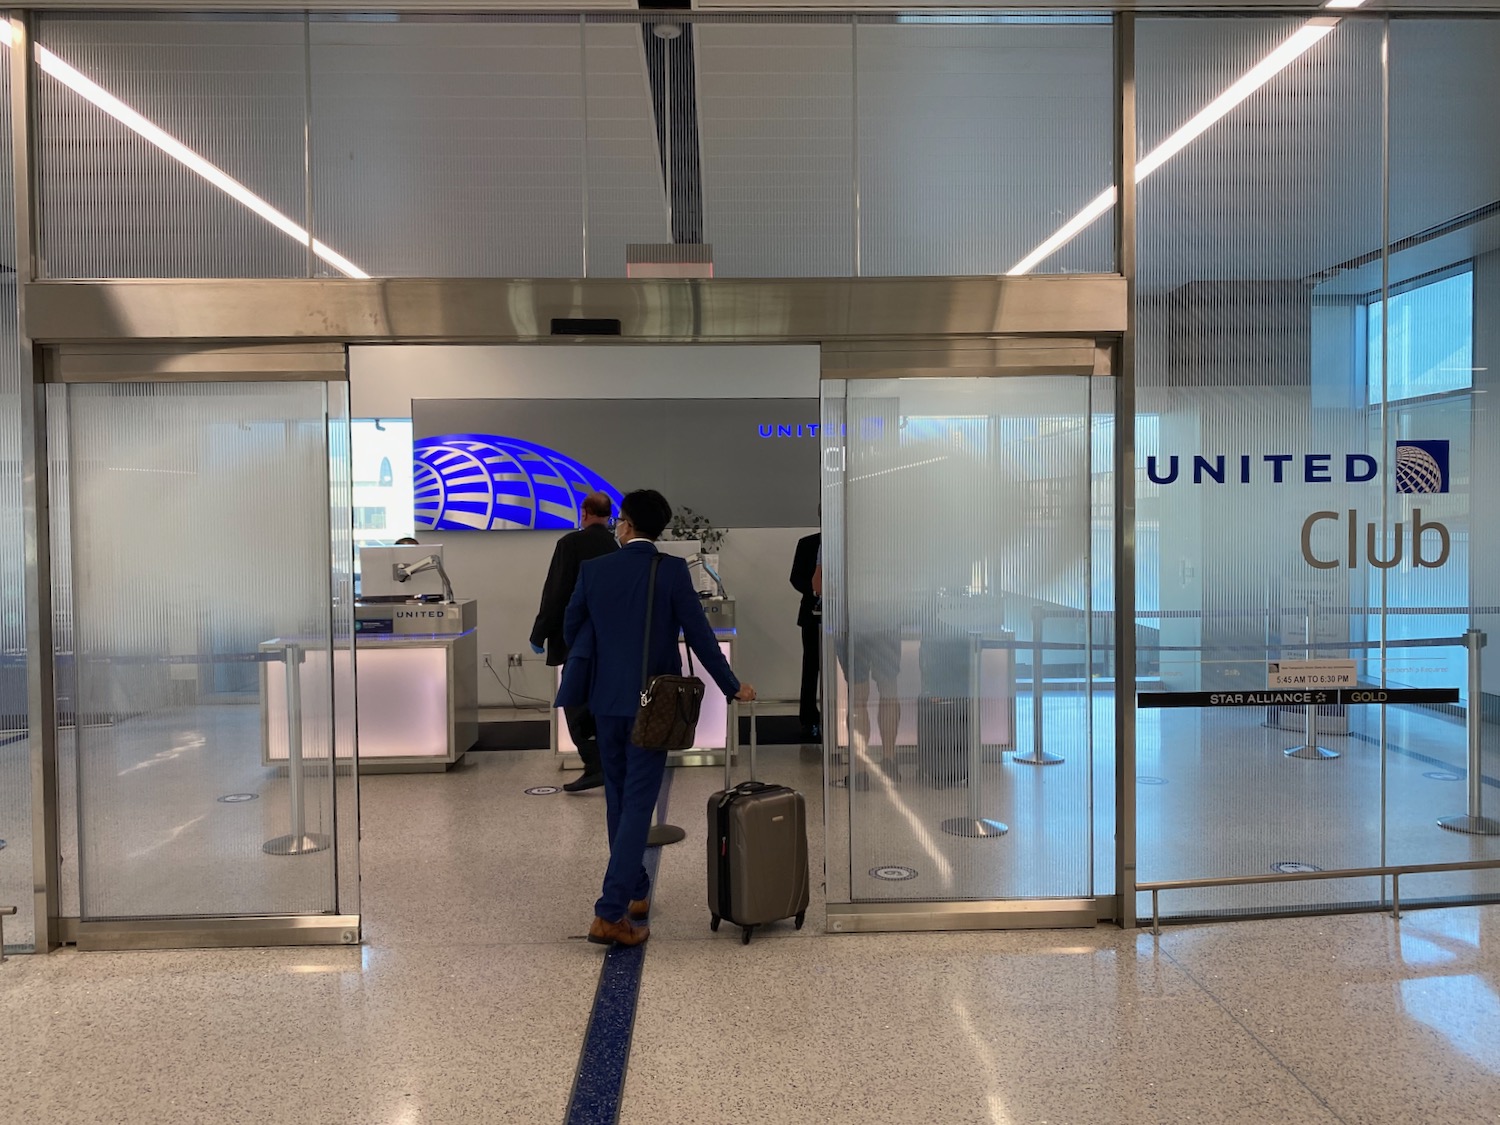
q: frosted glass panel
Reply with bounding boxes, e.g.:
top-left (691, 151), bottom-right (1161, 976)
top-left (857, 17), bottom-right (1114, 277)
top-left (694, 20), bottom-right (854, 277)
top-left (37, 16), bottom-right (313, 278)
top-left (1383, 19), bottom-right (1500, 894)
top-left (311, 18), bottom-right (588, 278)
top-left (1133, 16), bottom-right (1498, 920)
top-left (64, 383), bottom-right (345, 920)
top-left (825, 376), bottom-right (1103, 903)
top-left (583, 19), bottom-right (673, 278)
top-left (1135, 16), bottom-right (1386, 919)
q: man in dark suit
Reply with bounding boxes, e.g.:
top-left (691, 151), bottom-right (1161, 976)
top-left (559, 489), bottom-right (755, 947)
top-left (530, 491), bottom-right (619, 792)
top-left (789, 529), bottom-right (822, 740)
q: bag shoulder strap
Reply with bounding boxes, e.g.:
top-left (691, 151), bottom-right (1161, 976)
top-left (640, 553), bottom-right (662, 697)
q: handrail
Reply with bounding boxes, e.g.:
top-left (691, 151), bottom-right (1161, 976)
top-left (1141, 856), bottom-right (1500, 934)
top-left (1035, 605), bottom-right (1500, 619)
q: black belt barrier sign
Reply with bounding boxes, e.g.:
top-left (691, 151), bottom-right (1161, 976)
top-left (1137, 688), bottom-right (1460, 709)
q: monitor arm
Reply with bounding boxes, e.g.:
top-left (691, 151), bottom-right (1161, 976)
top-left (394, 554), bottom-right (455, 604)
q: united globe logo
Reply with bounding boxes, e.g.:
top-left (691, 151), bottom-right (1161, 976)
top-left (1393, 440), bottom-right (1449, 494)
top-left (413, 433), bottom-right (623, 531)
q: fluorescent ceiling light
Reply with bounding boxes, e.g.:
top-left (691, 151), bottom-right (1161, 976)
top-left (0, 21), bottom-right (368, 278)
top-left (1009, 4), bottom-right (1367, 275)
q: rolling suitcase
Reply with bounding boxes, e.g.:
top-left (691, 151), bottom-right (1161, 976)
top-left (707, 702), bottom-right (811, 944)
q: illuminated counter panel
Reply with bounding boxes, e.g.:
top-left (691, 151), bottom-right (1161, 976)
top-left (834, 637), bottom-right (1015, 748)
top-left (554, 633), bottom-right (736, 761)
top-left (262, 628), bottom-right (479, 773)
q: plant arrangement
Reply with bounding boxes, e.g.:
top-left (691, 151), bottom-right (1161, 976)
top-left (665, 506), bottom-right (728, 554)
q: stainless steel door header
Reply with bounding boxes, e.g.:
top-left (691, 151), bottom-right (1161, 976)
top-left (46, 343), bottom-right (348, 383)
top-left (24, 275), bottom-right (1128, 346)
top-left (820, 336), bottom-right (1114, 378)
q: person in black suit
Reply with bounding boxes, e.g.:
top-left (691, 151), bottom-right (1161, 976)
top-left (789, 530), bottom-right (822, 740)
top-left (557, 488), bottom-right (756, 947)
top-left (530, 492), bottom-right (619, 792)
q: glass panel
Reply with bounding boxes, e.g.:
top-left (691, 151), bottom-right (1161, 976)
top-left (692, 17), bottom-right (854, 277)
top-left (310, 16), bottom-right (587, 278)
top-left (581, 18), bottom-right (673, 278)
top-left (1135, 16), bottom-right (1387, 920)
top-left (0, 39), bottom-right (28, 949)
top-left (64, 382), bottom-right (343, 920)
top-left (1382, 18), bottom-right (1500, 897)
top-left (37, 15), bottom-right (314, 278)
top-left (826, 376), bottom-right (1101, 903)
top-left (857, 16), bottom-right (1115, 276)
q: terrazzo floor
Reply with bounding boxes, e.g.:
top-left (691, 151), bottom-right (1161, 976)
top-left (3, 743), bottom-right (1500, 1123)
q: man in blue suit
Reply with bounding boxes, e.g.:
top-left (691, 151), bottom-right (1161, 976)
top-left (559, 489), bottom-right (755, 947)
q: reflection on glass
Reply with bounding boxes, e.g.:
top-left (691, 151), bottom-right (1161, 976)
top-left (829, 377), bottom-right (1103, 903)
top-left (351, 419), bottom-right (415, 586)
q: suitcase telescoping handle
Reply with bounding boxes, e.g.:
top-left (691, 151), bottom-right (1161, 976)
top-left (726, 698), bottom-right (759, 791)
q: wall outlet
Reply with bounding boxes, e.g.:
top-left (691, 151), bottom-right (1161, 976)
top-left (507, 653), bottom-right (524, 668)
top-left (482, 653), bottom-right (493, 667)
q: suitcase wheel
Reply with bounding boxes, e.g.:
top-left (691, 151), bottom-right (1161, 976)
top-left (741, 925), bottom-right (753, 945)
top-left (710, 915), bottom-right (721, 932)
top-left (795, 911), bottom-right (806, 930)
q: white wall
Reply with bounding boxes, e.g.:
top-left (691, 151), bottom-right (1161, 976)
top-left (350, 344), bottom-right (821, 705)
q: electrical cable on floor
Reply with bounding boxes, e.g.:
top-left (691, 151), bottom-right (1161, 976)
top-left (484, 657), bottom-right (551, 711)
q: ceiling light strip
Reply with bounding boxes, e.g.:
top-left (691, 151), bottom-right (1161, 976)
top-left (1, 21), bottom-right (368, 279)
top-left (1008, 6), bottom-right (1361, 276)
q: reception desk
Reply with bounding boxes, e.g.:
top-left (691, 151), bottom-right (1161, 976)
top-left (262, 599), bottom-right (479, 773)
top-left (554, 628), bottom-right (737, 767)
top-left (833, 633), bottom-right (1016, 749)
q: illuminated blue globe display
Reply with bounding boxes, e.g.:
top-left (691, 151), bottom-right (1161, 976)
top-left (414, 433), bottom-right (624, 531)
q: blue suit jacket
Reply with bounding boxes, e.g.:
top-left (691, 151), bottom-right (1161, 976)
top-left (557, 540), bottom-right (740, 718)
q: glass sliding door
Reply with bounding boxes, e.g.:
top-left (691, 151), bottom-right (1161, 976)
top-left (823, 372), bottom-right (1114, 926)
top-left (54, 380), bottom-right (357, 945)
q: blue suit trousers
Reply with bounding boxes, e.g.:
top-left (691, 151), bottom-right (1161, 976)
top-left (594, 714), bottom-right (667, 922)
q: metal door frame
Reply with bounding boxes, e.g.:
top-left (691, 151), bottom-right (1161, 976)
top-left (18, 275), bottom-right (1131, 948)
top-left (39, 352), bottom-right (361, 952)
top-left (818, 344), bottom-right (1126, 933)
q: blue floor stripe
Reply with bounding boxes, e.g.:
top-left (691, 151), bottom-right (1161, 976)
top-left (563, 770), bottom-right (675, 1125)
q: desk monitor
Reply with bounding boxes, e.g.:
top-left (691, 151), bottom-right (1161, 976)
top-left (361, 544), bottom-right (447, 600)
top-left (657, 540), bottom-right (719, 594)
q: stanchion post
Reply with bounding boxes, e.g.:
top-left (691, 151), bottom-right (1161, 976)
top-left (941, 633), bottom-right (1007, 838)
top-left (1439, 628), bottom-right (1500, 835)
top-left (1015, 608), bottom-right (1063, 765)
top-left (1285, 603), bottom-right (1339, 760)
top-left (264, 642), bottom-right (331, 856)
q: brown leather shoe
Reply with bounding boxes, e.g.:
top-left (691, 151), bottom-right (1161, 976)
top-left (587, 915), bottom-right (649, 946)
top-left (628, 897), bottom-right (650, 920)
